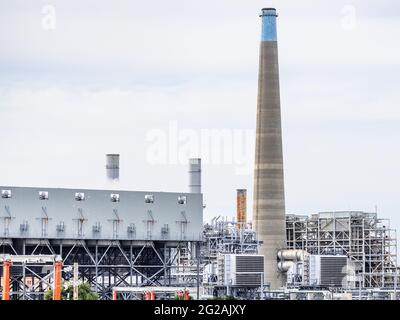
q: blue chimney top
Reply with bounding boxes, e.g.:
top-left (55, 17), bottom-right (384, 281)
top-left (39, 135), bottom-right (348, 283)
top-left (260, 8), bottom-right (278, 42)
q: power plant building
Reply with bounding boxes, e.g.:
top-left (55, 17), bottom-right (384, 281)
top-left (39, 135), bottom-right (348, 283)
top-left (0, 183), bottom-right (203, 300)
top-left (1, 7), bottom-right (398, 301)
top-left (286, 211), bottom-right (398, 288)
top-left (0, 186), bottom-right (203, 241)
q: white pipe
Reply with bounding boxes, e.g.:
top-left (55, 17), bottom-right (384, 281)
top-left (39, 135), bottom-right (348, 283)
top-left (188, 158), bottom-right (201, 193)
top-left (277, 249), bottom-right (307, 261)
top-left (277, 261), bottom-right (294, 272)
top-left (106, 154), bottom-right (120, 182)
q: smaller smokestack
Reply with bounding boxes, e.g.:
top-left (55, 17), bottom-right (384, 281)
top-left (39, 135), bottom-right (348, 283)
top-left (106, 154), bottom-right (120, 182)
top-left (188, 158), bottom-right (201, 193)
top-left (236, 189), bottom-right (247, 229)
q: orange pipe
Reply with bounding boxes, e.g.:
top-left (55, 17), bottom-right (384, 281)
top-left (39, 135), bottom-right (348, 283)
top-left (150, 291), bottom-right (155, 300)
top-left (112, 290), bottom-right (117, 300)
top-left (184, 290), bottom-right (189, 300)
top-left (2, 260), bottom-right (12, 300)
top-left (53, 261), bottom-right (63, 300)
top-left (236, 189), bottom-right (247, 229)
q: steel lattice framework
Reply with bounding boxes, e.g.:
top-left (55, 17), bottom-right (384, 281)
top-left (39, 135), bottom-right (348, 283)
top-left (201, 219), bottom-right (260, 299)
top-left (202, 219), bottom-right (258, 262)
top-left (0, 238), bottom-right (201, 300)
top-left (286, 211), bottom-right (397, 288)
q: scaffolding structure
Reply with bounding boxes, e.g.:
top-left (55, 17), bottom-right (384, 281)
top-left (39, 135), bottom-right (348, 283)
top-left (201, 218), bottom-right (260, 298)
top-left (202, 217), bottom-right (258, 261)
top-left (286, 211), bottom-right (397, 288)
top-left (0, 239), bottom-right (201, 300)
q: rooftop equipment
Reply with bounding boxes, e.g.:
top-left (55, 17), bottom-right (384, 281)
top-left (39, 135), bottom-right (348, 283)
top-left (106, 154), bottom-right (120, 182)
top-left (188, 158), bottom-right (201, 194)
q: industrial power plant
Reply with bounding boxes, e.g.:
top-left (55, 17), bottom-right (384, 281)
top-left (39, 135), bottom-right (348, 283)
top-left (0, 8), bottom-right (398, 301)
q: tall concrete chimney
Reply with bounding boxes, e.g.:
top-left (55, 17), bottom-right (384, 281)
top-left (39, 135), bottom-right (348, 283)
top-left (188, 158), bottom-right (201, 193)
top-left (253, 8), bottom-right (286, 289)
top-left (106, 154), bottom-right (120, 182)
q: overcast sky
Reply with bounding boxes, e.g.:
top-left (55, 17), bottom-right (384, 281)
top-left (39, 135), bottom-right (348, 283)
top-left (0, 1), bottom-right (399, 238)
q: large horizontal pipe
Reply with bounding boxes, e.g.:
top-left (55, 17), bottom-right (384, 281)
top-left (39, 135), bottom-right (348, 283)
top-left (277, 261), bottom-right (294, 272)
top-left (277, 249), bottom-right (307, 261)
